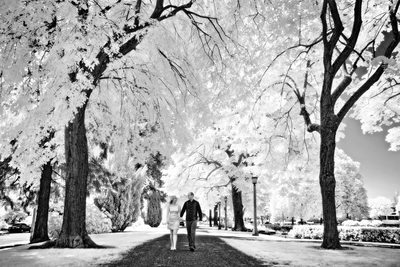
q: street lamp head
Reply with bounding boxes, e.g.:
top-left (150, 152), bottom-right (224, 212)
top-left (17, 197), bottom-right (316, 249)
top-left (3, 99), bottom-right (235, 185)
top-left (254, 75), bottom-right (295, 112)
top-left (252, 176), bottom-right (258, 184)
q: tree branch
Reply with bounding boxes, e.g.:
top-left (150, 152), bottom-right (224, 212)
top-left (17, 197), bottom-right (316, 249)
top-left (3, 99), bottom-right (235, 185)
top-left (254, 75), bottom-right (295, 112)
top-left (157, 1), bottom-right (195, 21)
top-left (330, 0), bottom-right (362, 75)
top-left (331, 75), bottom-right (352, 103)
top-left (150, 0), bottom-right (164, 19)
top-left (295, 60), bottom-right (321, 133)
top-left (327, 0), bottom-right (344, 49)
top-left (337, 2), bottom-right (400, 122)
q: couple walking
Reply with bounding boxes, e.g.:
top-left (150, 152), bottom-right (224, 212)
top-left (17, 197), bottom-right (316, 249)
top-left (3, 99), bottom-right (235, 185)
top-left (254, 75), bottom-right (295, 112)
top-left (167, 192), bottom-right (202, 251)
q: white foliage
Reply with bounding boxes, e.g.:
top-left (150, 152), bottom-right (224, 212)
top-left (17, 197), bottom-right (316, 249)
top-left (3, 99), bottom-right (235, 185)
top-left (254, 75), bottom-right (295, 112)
top-left (369, 196), bottom-right (393, 218)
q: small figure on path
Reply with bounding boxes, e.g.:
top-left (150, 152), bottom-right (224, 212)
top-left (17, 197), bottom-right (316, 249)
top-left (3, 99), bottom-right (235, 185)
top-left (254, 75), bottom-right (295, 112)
top-left (180, 192), bottom-right (203, 252)
top-left (167, 195), bottom-right (181, 251)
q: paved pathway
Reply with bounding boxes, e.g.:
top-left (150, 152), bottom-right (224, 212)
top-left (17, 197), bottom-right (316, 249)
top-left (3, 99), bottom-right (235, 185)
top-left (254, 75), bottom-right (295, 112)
top-left (0, 233), bottom-right (29, 249)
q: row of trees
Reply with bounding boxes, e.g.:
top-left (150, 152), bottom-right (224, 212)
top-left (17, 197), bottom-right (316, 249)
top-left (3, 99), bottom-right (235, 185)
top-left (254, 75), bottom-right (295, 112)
top-left (164, 112), bottom-right (370, 229)
top-left (1, 0), bottom-right (399, 250)
top-left (0, 0), bottom-right (230, 248)
top-left (166, 0), bottom-right (400, 249)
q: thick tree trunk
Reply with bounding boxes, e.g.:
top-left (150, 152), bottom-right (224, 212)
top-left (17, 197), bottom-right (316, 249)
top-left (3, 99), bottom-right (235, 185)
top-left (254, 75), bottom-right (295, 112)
top-left (30, 161), bottom-right (52, 243)
top-left (55, 103), bottom-right (97, 248)
top-left (320, 125), bottom-right (341, 249)
top-left (231, 184), bottom-right (246, 231)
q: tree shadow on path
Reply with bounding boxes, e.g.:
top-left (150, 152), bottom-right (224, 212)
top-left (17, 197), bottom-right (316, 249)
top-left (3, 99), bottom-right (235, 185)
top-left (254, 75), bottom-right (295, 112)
top-left (100, 234), bottom-right (267, 267)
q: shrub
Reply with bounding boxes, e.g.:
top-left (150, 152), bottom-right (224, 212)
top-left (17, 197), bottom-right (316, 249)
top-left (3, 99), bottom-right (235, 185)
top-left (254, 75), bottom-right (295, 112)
top-left (267, 224), bottom-right (282, 231)
top-left (47, 204), bottom-right (112, 239)
top-left (48, 212), bottom-right (62, 239)
top-left (288, 225), bottom-right (324, 239)
top-left (341, 220), bottom-right (359, 227)
top-left (86, 204), bottom-right (112, 234)
top-left (94, 179), bottom-right (142, 232)
top-left (358, 220), bottom-right (383, 227)
top-left (360, 227), bottom-right (400, 243)
top-left (288, 225), bottom-right (400, 244)
top-left (3, 210), bottom-right (27, 224)
top-left (0, 220), bottom-right (10, 231)
top-left (342, 219), bottom-right (383, 227)
top-left (145, 190), bottom-right (162, 227)
top-left (281, 225), bottom-right (294, 232)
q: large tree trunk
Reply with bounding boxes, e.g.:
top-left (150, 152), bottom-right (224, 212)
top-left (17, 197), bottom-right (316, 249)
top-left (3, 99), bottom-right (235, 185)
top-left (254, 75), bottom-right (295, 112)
top-left (55, 103), bottom-right (97, 248)
top-left (231, 184), bottom-right (246, 231)
top-left (320, 124), bottom-right (341, 249)
top-left (30, 161), bottom-right (52, 243)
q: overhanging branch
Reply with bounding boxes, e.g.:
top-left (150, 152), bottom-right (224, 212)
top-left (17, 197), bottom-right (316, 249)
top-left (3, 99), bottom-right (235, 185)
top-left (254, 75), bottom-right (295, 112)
top-left (337, 2), bottom-right (400, 122)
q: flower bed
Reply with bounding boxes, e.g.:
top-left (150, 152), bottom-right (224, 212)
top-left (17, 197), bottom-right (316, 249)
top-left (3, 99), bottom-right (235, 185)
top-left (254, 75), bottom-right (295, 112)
top-left (288, 225), bottom-right (400, 244)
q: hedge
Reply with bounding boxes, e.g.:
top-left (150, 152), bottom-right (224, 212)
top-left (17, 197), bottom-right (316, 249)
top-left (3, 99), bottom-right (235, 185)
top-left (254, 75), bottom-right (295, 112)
top-left (341, 220), bottom-right (383, 227)
top-left (288, 225), bottom-right (400, 244)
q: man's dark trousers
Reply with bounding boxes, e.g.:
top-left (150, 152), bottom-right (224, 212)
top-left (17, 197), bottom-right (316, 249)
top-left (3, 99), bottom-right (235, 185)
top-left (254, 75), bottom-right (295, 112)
top-left (186, 220), bottom-right (197, 248)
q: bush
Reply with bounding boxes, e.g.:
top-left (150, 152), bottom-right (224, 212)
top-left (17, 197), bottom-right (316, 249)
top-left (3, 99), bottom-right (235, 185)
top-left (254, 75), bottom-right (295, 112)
top-left (3, 210), bottom-right (27, 224)
top-left (360, 227), bottom-right (400, 243)
top-left (86, 204), bottom-right (112, 234)
top-left (266, 223), bottom-right (293, 232)
top-left (266, 224), bottom-right (282, 231)
top-left (48, 212), bottom-right (62, 239)
top-left (342, 219), bottom-right (383, 227)
top-left (358, 220), bottom-right (383, 227)
top-left (94, 179), bottom-right (142, 232)
top-left (0, 220), bottom-right (10, 231)
top-left (281, 225), bottom-right (294, 232)
top-left (289, 225), bottom-right (324, 239)
top-left (341, 220), bottom-right (359, 226)
top-left (47, 204), bottom-right (112, 239)
top-left (288, 225), bottom-right (400, 244)
top-left (145, 190), bottom-right (162, 227)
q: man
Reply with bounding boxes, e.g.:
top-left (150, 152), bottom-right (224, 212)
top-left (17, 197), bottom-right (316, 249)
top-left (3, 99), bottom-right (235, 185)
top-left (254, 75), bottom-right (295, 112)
top-left (180, 192), bottom-right (202, 252)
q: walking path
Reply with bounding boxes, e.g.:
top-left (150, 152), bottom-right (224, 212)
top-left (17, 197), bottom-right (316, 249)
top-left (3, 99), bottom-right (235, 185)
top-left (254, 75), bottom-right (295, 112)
top-left (0, 225), bottom-right (399, 266)
top-left (0, 232), bottom-right (30, 249)
top-left (101, 233), bottom-right (263, 267)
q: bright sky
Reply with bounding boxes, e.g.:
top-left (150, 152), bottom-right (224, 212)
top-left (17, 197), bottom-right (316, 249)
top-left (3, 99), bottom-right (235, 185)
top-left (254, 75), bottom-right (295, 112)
top-left (338, 118), bottom-right (400, 200)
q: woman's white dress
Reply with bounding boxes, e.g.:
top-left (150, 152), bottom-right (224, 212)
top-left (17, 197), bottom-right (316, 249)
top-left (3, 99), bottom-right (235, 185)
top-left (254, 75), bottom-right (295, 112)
top-left (167, 205), bottom-right (180, 231)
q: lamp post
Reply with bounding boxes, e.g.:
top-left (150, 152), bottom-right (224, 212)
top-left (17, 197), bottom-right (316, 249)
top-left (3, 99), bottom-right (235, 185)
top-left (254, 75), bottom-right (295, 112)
top-left (300, 203), bottom-right (304, 225)
top-left (252, 176), bottom-right (259, 236)
top-left (224, 196), bottom-right (228, 230)
top-left (218, 201), bottom-right (222, 230)
top-left (214, 205), bottom-right (218, 226)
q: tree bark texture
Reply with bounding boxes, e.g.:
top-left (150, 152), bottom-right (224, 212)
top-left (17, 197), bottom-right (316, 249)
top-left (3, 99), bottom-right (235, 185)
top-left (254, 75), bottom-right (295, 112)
top-left (30, 161), bottom-right (52, 244)
top-left (319, 116), bottom-right (341, 249)
top-left (231, 183), bottom-right (246, 231)
top-left (55, 103), bottom-right (97, 248)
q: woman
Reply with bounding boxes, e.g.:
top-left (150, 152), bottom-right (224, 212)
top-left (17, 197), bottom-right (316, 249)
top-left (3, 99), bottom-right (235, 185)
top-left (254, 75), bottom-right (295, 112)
top-left (167, 195), bottom-right (181, 251)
